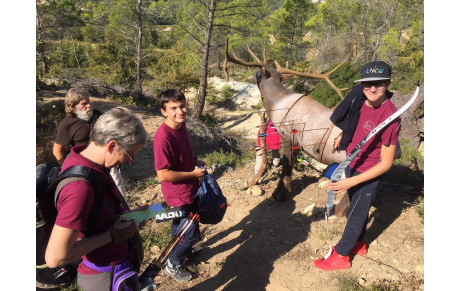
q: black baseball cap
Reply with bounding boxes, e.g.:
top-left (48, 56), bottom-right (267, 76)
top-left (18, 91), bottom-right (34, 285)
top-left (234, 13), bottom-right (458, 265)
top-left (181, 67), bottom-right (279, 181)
top-left (354, 61), bottom-right (392, 82)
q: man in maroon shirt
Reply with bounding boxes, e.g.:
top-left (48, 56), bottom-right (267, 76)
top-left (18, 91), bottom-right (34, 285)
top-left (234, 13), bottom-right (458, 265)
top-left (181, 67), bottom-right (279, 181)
top-left (153, 89), bottom-right (206, 283)
top-left (314, 61), bottom-right (401, 271)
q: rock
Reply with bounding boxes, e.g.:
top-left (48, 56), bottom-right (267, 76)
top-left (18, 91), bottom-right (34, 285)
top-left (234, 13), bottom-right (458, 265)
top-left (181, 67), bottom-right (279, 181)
top-left (303, 203), bottom-right (317, 217)
top-left (318, 180), bottom-right (329, 189)
top-left (251, 185), bottom-right (263, 196)
top-left (246, 187), bottom-right (252, 195)
top-left (415, 264), bottom-right (424, 274)
top-left (418, 141), bottom-right (424, 156)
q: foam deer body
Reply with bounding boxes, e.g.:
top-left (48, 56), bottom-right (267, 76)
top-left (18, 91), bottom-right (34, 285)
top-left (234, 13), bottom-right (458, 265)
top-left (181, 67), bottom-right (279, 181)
top-left (224, 39), bottom-right (347, 200)
top-left (257, 67), bottom-right (345, 165)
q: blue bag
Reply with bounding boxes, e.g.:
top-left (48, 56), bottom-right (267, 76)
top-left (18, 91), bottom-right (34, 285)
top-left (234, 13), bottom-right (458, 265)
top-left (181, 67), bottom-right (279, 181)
top-left (195, 173), bottom-right (227, 224)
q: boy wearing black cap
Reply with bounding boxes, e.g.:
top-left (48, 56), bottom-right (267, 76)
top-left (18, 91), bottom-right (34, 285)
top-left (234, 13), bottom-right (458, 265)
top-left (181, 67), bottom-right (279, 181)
top-left (314, 61), bottom-right (401, 271)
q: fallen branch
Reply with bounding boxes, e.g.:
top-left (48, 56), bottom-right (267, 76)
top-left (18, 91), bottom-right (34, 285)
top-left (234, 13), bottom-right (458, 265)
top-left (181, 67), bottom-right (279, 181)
top-left (248, 106), bottom-right (268, 187)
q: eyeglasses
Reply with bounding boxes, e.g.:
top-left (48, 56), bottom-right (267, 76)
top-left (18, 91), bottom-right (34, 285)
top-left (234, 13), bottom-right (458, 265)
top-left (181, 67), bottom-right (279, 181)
top-left (118, 144), bottom-right (134, 162)
top-left (362, 81), bottom-right (388, 89)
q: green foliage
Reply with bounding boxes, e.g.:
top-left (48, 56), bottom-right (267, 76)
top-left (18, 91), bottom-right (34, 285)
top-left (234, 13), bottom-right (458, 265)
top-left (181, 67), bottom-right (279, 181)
top-left (337, 275), bottom-right (402, 291)
top-left (36, 0), bottom-right (423, 103)
top-left (148, 41), bottom-right (201, 92)
top-left (199, 113), bottom-right (220, 127)
top-left (268, 0), bottom-right (316, 63)
top-left (110, 95), bottom-right (137, 106)
top-left (148, 0), bottom-right (177, 25)
top-left (309, 61), bottom-right (361, 108)
top-left (60, 280), bottom-right (81, 291)
top-left (391, 29), bottom-right (424, 94)
top-left (36, 100), bottom-right (66, 165)
top-left (377, 28), bottom-right (401, 63)
top-left (207, 84), bottom-right (235, 108)
top-left (141, 222), bottom-right (172, 253)
top-left (415, 195), bottom-right (424, 224)
top-left (86, 43), bottom-right (136, 86)
top-left (394, 138), bottom-right (424, 169)
top-left (204, 149), bottom-right (253, 168)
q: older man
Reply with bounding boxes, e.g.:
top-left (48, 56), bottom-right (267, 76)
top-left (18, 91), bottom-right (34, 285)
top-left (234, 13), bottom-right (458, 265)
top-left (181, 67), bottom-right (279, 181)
top-left (53, 87), bottom-right (102, 165)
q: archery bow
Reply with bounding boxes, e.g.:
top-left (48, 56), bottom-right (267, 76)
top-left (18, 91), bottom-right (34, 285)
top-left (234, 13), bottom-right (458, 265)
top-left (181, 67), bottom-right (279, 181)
top-left (322, 83), bottom-right (420, 259)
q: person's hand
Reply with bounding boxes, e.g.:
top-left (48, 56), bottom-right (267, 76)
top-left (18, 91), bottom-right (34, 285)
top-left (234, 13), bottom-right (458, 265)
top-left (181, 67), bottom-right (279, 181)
top-left (193, 167), bottom-right (207, 179)
top-left (332, 133), bottom-right (342, 153)
top-left (327, 177), bottom-right (355, 193)
top-left (109, 219), bottom-right (137, 244)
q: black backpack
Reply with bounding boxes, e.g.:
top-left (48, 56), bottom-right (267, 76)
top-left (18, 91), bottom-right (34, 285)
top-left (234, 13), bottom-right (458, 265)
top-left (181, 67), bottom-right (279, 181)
top-left (36, 163), bottom-right (106, 290)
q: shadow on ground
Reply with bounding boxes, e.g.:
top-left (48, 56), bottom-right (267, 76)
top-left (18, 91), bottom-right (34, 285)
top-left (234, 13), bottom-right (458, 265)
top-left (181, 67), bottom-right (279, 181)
top-left (185, 176), bottom-right (319, 290)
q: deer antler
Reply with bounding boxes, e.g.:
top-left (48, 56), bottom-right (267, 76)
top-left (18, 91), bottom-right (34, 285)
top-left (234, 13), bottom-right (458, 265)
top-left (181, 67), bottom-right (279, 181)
top-left (274, 60), bottom-right (348, 99)
top-left (224, 38), bottom-right (267, 81)
top-left (223, 38), bottom-right (348, 99)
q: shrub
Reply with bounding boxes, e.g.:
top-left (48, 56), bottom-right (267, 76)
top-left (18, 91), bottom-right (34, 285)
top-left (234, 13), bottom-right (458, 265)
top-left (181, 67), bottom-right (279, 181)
top-left (394, 138), bottom-right (424, 170)
top-left (204, 149), bottom-right (253, 168)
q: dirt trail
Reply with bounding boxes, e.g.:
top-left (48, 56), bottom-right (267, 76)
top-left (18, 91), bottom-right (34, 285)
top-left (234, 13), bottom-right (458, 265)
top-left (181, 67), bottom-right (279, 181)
top-left (39, 91), bottom-right (424, 290)
top-left (88, 97), bottom-right (424, 291)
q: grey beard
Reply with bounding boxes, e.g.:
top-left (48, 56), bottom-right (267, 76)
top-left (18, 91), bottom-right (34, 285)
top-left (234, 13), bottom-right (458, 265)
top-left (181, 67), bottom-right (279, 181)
top-left (75, 107), bottom-right (93, 121)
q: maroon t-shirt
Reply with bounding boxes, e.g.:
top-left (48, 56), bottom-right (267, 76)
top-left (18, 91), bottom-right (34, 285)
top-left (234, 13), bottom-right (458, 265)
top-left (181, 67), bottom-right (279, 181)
top-left (56, 145), bottom-right (128, 274)
top-left (153, 122), bottom-right (198, 207)
top-left (347, 100), bottom-right (400, 173)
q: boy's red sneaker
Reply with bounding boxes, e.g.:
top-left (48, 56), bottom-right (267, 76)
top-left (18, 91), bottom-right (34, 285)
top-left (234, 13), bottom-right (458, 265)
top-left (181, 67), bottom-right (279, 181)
top-left (349, 241), bottom-right (367, 256)
top-left (314, 248), bottom-right (351, 271)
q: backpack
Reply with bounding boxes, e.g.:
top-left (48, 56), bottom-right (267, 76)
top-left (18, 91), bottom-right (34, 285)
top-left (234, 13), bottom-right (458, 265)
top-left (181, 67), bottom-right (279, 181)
top-left (36, 162), bottom-right (108, 290)
top-left (195, 173), bottom-right (227, 224)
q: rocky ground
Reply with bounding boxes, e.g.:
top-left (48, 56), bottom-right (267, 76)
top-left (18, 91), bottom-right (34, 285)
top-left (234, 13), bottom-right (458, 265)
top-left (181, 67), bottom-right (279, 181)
top-left (37, 81), bottom-right (424, 290)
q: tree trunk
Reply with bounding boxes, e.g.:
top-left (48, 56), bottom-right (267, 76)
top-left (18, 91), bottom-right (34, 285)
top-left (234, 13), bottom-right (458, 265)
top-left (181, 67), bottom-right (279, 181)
top-left (36, 7), bottom-right (47, 78)
top-left (191, 0), bottom-right (217, 120)
top-left (135, 0), bottom-right (143, 97)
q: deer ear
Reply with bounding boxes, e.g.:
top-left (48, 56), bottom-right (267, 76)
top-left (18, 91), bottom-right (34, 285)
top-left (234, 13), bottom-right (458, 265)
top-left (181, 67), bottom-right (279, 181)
top-left (262, 67), bottom-right (271, 78)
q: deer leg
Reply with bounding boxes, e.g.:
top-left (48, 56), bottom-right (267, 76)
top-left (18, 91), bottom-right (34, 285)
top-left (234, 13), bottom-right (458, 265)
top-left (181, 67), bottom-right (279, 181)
top-left (272, 147), bottom-right (294, 201)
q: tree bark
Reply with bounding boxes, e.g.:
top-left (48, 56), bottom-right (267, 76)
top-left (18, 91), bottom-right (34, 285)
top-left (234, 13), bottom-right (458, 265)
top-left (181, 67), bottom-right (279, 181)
top-left (135, 0), bottom-right (143, 97)
top-left (191, 0), bottom-right (217, 120)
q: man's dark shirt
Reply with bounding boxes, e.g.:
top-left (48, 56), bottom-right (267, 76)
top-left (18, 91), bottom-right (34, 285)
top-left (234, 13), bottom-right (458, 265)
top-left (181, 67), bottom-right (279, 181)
top-left (55, 109), bottom-right (102, 147)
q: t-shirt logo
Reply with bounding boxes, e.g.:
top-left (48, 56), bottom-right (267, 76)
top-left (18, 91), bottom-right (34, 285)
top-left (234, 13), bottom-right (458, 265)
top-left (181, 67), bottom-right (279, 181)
top-left (363, 120), bottom-right (375, 134)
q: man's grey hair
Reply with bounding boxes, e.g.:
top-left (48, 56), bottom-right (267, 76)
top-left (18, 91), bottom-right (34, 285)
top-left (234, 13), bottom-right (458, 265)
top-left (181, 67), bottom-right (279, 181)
top-left (90, 107), bottom-right (148, 149)
top-left (65, 87), bottom-right (90, 117)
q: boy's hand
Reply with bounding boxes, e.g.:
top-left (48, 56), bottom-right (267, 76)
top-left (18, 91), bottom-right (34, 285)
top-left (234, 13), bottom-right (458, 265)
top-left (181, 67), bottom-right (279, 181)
top-left (195, 158), bottom-right (207, 169)
top-left (193, 167), bottom-right (207, 178)
top-left (327, 177), bottom-right (356, 193)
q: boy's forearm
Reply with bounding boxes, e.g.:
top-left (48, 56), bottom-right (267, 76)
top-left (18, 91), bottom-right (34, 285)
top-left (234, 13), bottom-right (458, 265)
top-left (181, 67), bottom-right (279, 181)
top-left (157, 168), bottom-right (196, 182)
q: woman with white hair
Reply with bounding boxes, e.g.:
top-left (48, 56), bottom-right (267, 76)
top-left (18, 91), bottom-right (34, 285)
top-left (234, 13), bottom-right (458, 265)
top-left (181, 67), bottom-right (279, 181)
top-left (45, 107), bottom-right (150, 290)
